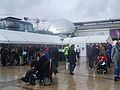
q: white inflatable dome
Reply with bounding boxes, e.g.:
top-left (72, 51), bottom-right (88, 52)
top-left (48, 19), bottom-right (75, 34)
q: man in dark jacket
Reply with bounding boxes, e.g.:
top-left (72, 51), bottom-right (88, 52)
top-left (88, 44), bottom-right (96, 69)
top-left (106, 43), bottom-right (112, 68)
top-left (49, 46), bottom-right (59, 74)
top-left (68, 44), bottom-right (76, 75)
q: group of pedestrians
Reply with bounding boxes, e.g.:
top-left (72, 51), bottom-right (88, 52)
top-left (86, 41), bottom-right (120, 82)
top-left (1, 42), bottom-right (120, 81)
top-left (0, 43), bottom-right (80, 76)
top-left (86, 43), bottom-right (112, 69)
top-left (0, 45), bottom-right (58, 68)
top-left (0, 45), bottom-right (37, 66)
top-left (1, 46), bottom-right (19, 66)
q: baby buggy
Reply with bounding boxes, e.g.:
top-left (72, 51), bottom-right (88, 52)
top-left (97, 55), bottom-right (108, 74)
top-left (21, 54), bottom-right (53, 85)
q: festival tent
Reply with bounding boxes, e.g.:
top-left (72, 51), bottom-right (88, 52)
top-left (0, 29), bottom-right (61, 45)
top-left (67, 35), bottom-right (113, 44)
top-left (15, 31), bottom-right (43, 44)
top-left (40, 34), bottom-right (61, 44)
top-left (0, 30), bottom-right (27, 44)
top-left (31, 34), bottom-right (52, 44)
top-left (67, 37), bottom-right (89, 56)
top-left (0, 29), bottom-right (113, 45)
top-left (68, 36), bottom-right (89, 45)
top-left (16, 31), bottom-right (61, 44)
top-left (66, 35), bottom-right (113, 56)
top-left (86, 35), bottom-right (113, 44)
top-left (0, 34), bottom-right (8, 43)
top-left (61, 38), bottom-right (72, 45)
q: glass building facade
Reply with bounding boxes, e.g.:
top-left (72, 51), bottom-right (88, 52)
top-left (0, 17), bottom-right (33, 32)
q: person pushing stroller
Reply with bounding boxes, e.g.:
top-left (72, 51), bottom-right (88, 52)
top-left (97, 53), bottom-right (108, 74)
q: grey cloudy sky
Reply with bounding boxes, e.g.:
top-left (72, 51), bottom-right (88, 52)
top-left (0, 0), bottom-right (120, 22)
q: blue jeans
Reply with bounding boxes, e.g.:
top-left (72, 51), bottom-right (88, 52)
top-left (114, 61), bottom-right (120, 78)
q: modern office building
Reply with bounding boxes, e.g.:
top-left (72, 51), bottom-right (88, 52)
top-left (0, 17), bottom-right (33, 32)
top-left (74, 19), bottom-right (120, 40)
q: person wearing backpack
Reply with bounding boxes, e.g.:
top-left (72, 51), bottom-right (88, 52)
top-left (111, 41), bottom-right (120, 81)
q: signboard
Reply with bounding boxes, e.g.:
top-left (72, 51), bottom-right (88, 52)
top-left (110, 29), bottom-right (120, 40)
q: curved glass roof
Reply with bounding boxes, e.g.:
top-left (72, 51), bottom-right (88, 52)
top-left (48, 19), bottom-right (75, 34)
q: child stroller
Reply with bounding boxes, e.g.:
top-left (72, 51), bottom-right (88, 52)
top-left (21, 54), bottom-right (53, 85)
top-left (97, 55), bottom-right (108, 74)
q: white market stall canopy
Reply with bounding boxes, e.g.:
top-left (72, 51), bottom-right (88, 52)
top-left (65, 35), bottom-right (113, 56)
top-left (69, 37), bottom-right (89, 44)
top-left (0, 29), bottom-right (61, 44)
top-left (62, 38), bottom-right (72, 45)
top-left (45, 35), bottom-right (61, 44)
top-left (64, 35), bottom-right (113, 45)
top-left (0, 30), bottom-right (113, 45)
top-left (0, 30), bottom-right (27, 44)
top-left (86, 35), bottom-right (113, 44)
top-left (0, 34), bottom-right (8, 43)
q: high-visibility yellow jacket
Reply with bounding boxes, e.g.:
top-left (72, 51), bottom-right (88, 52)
top-left (64, 46), bottom-right (69, 56)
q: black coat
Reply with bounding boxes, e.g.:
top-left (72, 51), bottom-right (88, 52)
top-left (68, 48), bottom-right (76, 63)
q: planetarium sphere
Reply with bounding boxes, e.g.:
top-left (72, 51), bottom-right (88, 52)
top-left (48, 19), bottom-right (75, 34)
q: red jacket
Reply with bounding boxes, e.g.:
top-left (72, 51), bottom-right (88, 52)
top-left (97, 56), bottom-right (107, 62)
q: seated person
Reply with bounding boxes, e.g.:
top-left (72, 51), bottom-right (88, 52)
top-left (21, 54), bottom-right (49, 83)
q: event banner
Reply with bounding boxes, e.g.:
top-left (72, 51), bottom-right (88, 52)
top-left (110, 29), bottom-right (120, 40)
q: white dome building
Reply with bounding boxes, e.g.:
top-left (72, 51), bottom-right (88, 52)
top-left (48, 19), bottom-right (75, 34)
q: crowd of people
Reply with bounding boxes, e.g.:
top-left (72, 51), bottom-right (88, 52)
top-left (0, 45), bottom-right (59, 67)
top-left (0, 41), bottom-right (120, 82)
top-left (86, 43), bottom-right (112, 69)
top-left (86, 42), bottom-right (120, 81)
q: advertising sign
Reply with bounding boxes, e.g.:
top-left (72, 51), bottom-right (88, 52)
top-left (110, 29), bottom-right (120, 40)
